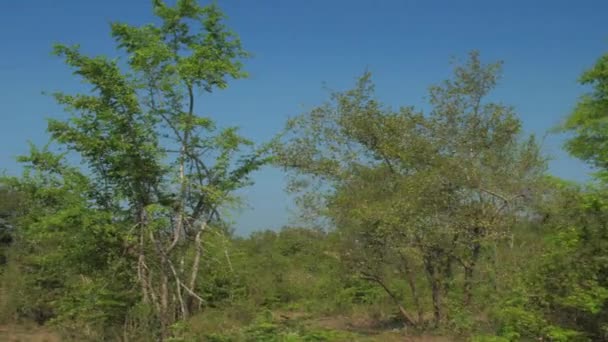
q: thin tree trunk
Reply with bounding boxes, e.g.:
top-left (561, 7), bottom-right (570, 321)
top-left (148, 228), bottom-right (174, 337)
top-left (463, 241), bottom-right (480, 307)
top-left (430, 277), bottom-right (441, 326)
top-left (360, 272), bottom-right (417, 327)
top-left (424, 256), bottom-right (442, 327)
top-left (138, 224), bottom-right (150, 304)
top-left (147, 268), bottom-right (161, 321)
top-left (160, 272), bottom-right (169, 322)
top-left (400, 253), bottom-right (424, 325)
top-left (443, 255), bottom-right (453, 294)
top-left (187, 221), bottom-right (206, 311)
top-left (463, 265), bottom-right (473, 306)
top-left (168, 265), bottom-right (188, 320)
top-left (137, 209), bottom-right (162, 323)
top-left (492, 242), bottom-right (499, 292)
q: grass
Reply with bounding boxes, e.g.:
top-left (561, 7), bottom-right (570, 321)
top-left (0, 324), bottom-right (60, 342)
top-left (177, 305), bottom-right (456, 341)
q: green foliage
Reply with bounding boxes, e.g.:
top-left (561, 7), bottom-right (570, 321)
top-left (0, 146), bottom-right (136, 337)
top-left (486, 182), bottom-right (608, 341)
top-left (3, 3), bottom-right (608, 341)
top-left (185, 310), bottom-right (360, 342)
top-left (0, 186), bottom-right (24, 268)
top-left (275, 51), bottom-right (546, 328)
top-left (560, 52), bottom-right (608, 178)
top-left (231, 227), bottom-right (349, 311)
top-left (471, 336), bottom-right (511, 342)
top-left (1, 0), bottom-right (266, 340)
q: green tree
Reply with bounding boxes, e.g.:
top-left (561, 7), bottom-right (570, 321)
top-left (493, 50), bottom-right (608, 342)
top-left (555, 49), bottom-right (608, 340)
top-left (3, 0), bottom-right (266, 339)
top-left (490, 179), bottom-right (608, 341)
top-left (275, 52), bottom-right (545, 328)
top-left (561, 51), bottom-right (608, 180)
top-left (0, 145), bottom-right (133, 337)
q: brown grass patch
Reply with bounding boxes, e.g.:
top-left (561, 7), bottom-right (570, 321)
top-left (0, 324), bottom-right (60, 342)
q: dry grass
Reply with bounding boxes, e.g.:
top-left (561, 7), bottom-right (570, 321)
top-left (278, 309), bottom-right (456, 342)
top-left (0, 325), bottom-right (60, 342)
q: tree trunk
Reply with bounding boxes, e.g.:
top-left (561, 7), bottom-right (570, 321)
top-left (424, 256), bottom-right (442, 327)
top-left (463, 241), bottom-right (481, 307)
top-left (430, 277), bottom-right (441, 326)
top-left (137, 224), bottom-right (150, 304)
top-left (443, 255), bottom-right (453, 294)
top-left (160, 272), bottom-right (169, 327)
top-left (187, 221), bottom-right (206, 312)
top-left (463, 265), bottom-right (473, 306)
top-left (401, 255), bottom-right (424, 325)
top-left (360, 272), bottom-right (417, 327)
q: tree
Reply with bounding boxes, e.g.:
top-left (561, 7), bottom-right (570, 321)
top-left (1, 146), bottom-right (137, 335)
top-left (3, 0), bottom-right (266, 338)
top-left (489, 178), bottom-right (608, 341)
top-left (555, 49), bottom-right (608, 340)
top-left (493, 49), bottom-right (608, 342)
top-left (560, 51), bottom-right (608, 180)
top-left (274, 52), bottom-right (545, 328)
top-left (0, 185), bottom-right (23, 266)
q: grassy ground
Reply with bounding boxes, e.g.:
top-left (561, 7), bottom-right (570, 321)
top-left (0, 311), bottom-right (454, 341)
top-left (283, 311), bottom-right (453, 342)
top-left (182, 307), bottom-right (456, 341)
top-left (0, 324), bottom-right (60, 342)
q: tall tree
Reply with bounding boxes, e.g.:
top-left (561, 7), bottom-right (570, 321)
top-left (5, 0), bottom-right (266, 338)
top-left (275, 52), bottom-right (545, 327)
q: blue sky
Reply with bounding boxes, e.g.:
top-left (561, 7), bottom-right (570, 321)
top-left (1, 0), bottom-right (606, 234)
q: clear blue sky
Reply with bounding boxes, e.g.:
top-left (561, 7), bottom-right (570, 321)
top-left (1, 0), bottom-right (606, 234)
